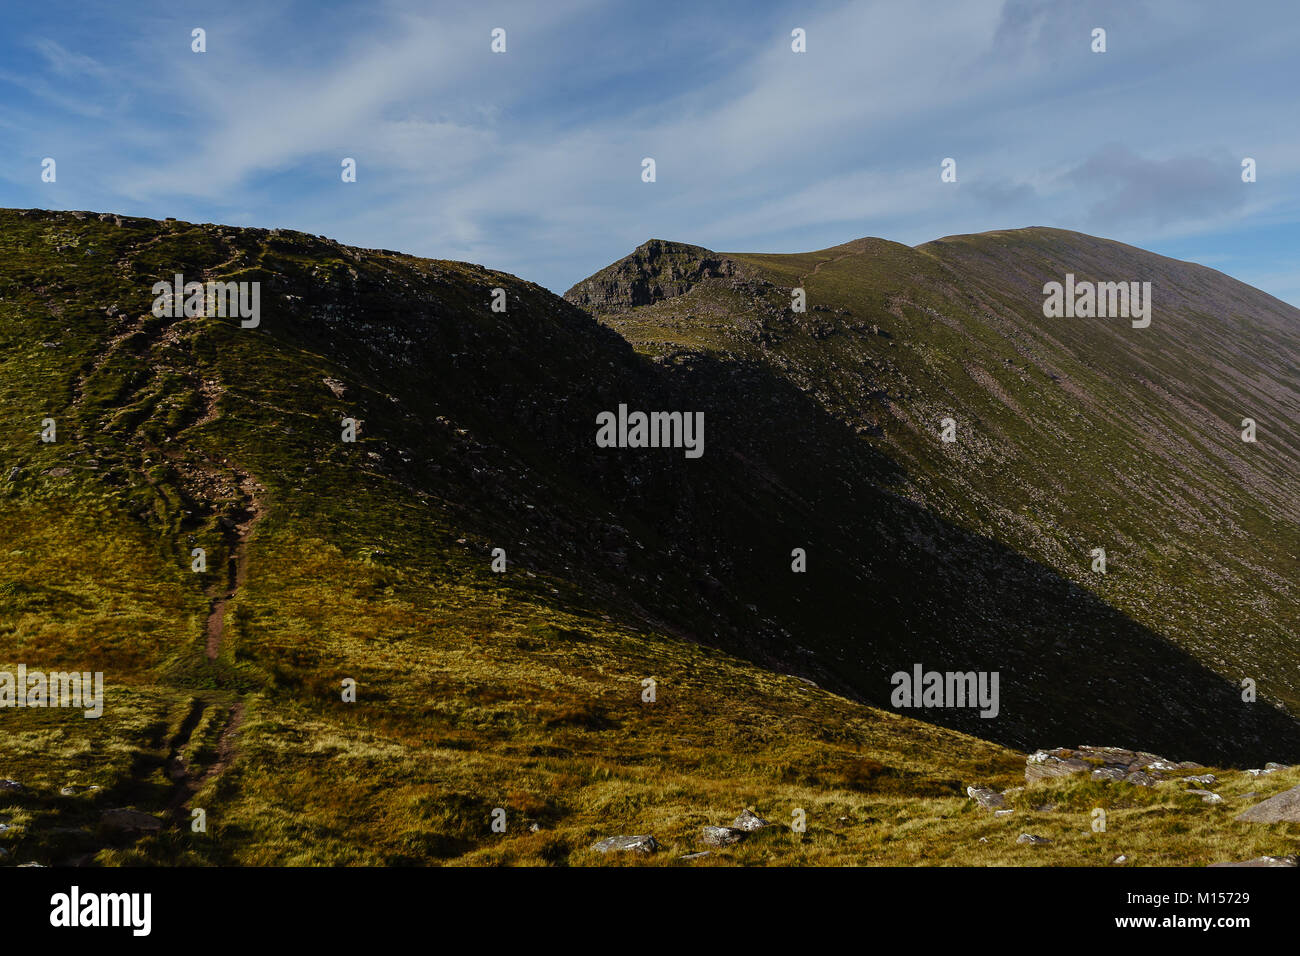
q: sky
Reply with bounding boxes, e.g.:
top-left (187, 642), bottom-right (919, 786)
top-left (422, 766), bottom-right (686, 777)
top-left (1, 0), bottom-right (1298, 303)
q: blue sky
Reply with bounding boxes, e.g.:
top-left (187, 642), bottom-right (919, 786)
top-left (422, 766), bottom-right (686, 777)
top-left (2, 0), bottom-right (1298, 303)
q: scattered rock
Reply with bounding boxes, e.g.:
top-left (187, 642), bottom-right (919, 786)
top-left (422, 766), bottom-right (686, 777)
top-left (1185, 789), bottom-right (1222, 804)
top-left (1112, 854), bottom-right (1128, 864)
top-left (967, 786), bottom-right (1007, 810)
top-left (680, 850), bottom-right (711, 861)
top-left (994, 809), bottom-right (1015, 817)
top-left (1016, 833), bottom-right (1052, 845)
top-left (732, 808), bottom-right (771, 831)
top-left (59, 785), bottom-right (97, 796)
top-left (1180, 774), bottom-right (1216, 787)
top-left (1235, 784), bottom-right (1300, 823)
top-left (701, 826), bottom-right (746, 847)
top-left (99, 808), bottom-right (163, 835)
top-left (590, 834), bottom-right (659, 854)
top-left (1124, 771), bottom-right (1158, 787)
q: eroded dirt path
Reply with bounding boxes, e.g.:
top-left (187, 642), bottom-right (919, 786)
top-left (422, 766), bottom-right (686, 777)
top-left (166, 701), bottom-right (246, 825)
top-left (204, 471), bottom-right (265, 660)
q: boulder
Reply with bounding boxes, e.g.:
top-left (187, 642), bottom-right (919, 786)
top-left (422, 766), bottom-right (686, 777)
top-left (732, 808), bottom-right (771, 831)
top-left (967, 786), bottom-right (1006, 809)
top-left (1185, 789), bottom-right (1222, 804)
top-left (590, 834), bottom-right (659, 854)
top-left (1235, 784), bottom-right (1300, 823)
top-left (701, 826), bottom-right (746, 847)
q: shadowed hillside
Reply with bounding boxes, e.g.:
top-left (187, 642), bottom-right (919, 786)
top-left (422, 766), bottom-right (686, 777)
top-left (568, 230), bottom-right (1300, 735)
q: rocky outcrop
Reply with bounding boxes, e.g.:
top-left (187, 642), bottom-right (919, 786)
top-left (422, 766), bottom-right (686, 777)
top-left (564, 239), bottom-right (752, 313)
top-left (1026, 746), bottom-right (1203, 784)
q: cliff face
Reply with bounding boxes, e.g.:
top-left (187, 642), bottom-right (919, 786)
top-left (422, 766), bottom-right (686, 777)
top-left (563, 239), bottom-right (754, 312)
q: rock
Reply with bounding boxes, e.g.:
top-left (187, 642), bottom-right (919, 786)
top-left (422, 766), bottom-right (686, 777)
top-left (60, 785), bottom-right (97, 796)
top-left (1016, 833), bottom-right (1052, 845)
top-left (1186, 789), bottom-right (1222, 804)
top-left (323, 377), bottom-right (347, 398)
top-left (1112, 854), bottom-right (1128, 864)
top-left (701, 826), bottom-right (746, 847)
top-left (994, 809), bottom-right (1015, 817)
top-left (0, 779), bottom-right (23, 792)
top-left (99, 808), bottom-right (163, 835)
top-left (1180, 774), bottom-right (1216, 787)
top-left (967, 786), bottom-right (1007, 809)
top-left (679, 851), bottom-right (711, 861)
top-left (590, 834), bottom-right (659, 854)
top-left (1209, 856), bottom-right (1297, 867)
top-left (1235, 784), bottom-right (1300, 823)
top-left (1125, 771), bottom-right (1158, 787)
top-left (731, 808), bottom-right (771, 831)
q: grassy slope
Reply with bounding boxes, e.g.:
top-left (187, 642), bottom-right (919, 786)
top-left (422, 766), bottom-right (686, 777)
top-left (2, 211), bottom-right (1297, 866)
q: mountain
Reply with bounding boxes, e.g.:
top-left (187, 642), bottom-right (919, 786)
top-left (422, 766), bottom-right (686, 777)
top-left (567, 230), bottom-right (1300, 718)
top-left (1, 208), bottom-right (1297, 867)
